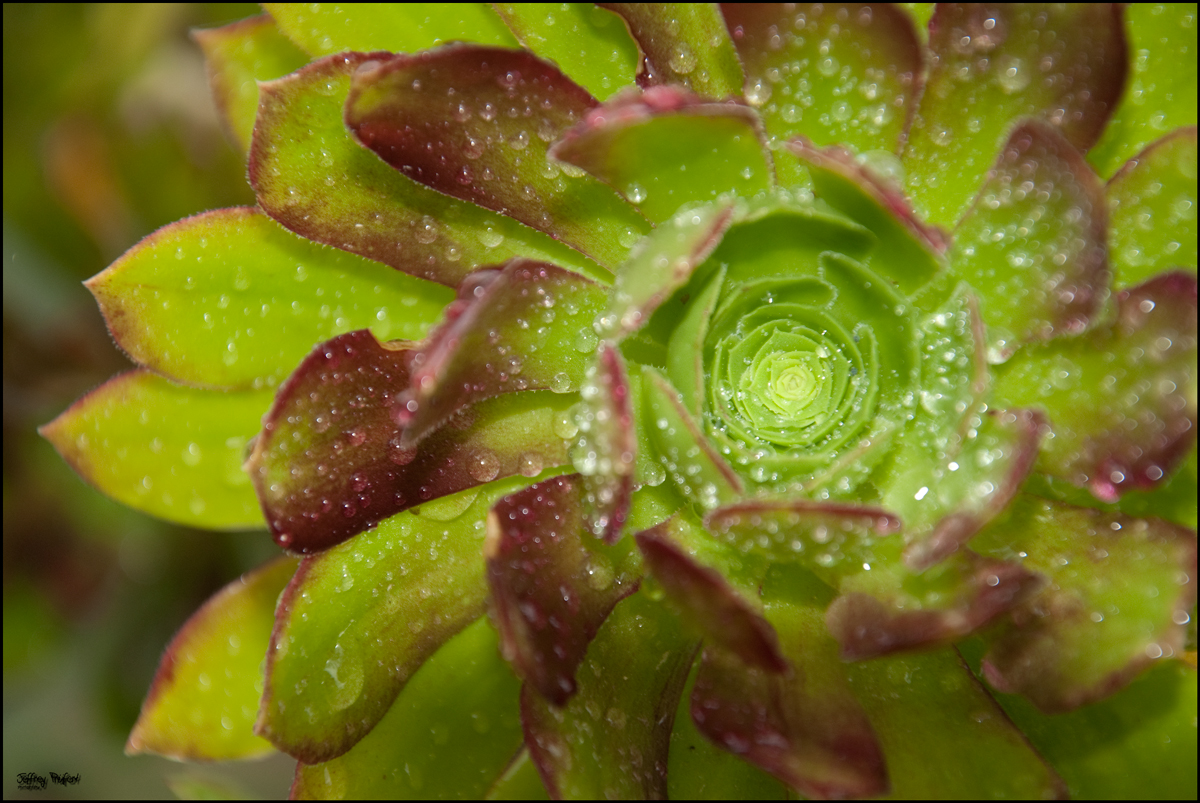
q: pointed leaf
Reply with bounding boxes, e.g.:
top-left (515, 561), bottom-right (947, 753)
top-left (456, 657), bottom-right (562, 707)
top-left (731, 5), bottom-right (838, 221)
top-left (522, 591), bottom-right (698, 799)
top-left (346, 45), bottom-right (649, 271)
top-left (844, 644), bottom-right (1066, 798)
top-left (573, 342), bottom-right (636, 541)
top-left (960, 648), bottom-right (1199, 800)
top-left (599, 3), bottom-right (743, 98)
top-left (486, 475), bottom-right (639, 705)
top-left (39, 370), bottom-right (269, 529)
top-left (128, 556), bottom-right (299, 760)
top-left (192, 15), bottom-right (308, 155)
top-left (248, 329), bottom-right (575, 553)
top-left (642, 366), bottom-right (744, 509)
top-left (250, 52), bottom-right (602, 287)
top-left (1107, 127), bottom-right (1198, 289)
top-left (991, 271), bottom-right (1197, 501)
top-left (904, 4), bottom-right (1127, 226)
top-left (972, 495), bottom-right (1198, 712)
top-left (550, 86), bottom-right (772, 223)
top-left (829, 548), bottom-right (1042, 660)
top-left (292, 617), bottom-right (524, 799)
top-left (723, 3), bottom-right (922, 155)
top-left (950, 121), bottom-right (1110, 360)
top-left (667, 659), bottom-right (790, 800)
top-left (786, 138), bottom-right (946, 295)
top-left (493, 3), bottom-right (638, 102)
top-left (257, 482), bottom-right (518, 762)
top-left (263, 2), bottom-right (518, 56)
top-left (636, 523), bottom-right (786, 672)
top-left (598, 200), bottom-right (734, 339)
top-left (1087, 3), bottom-right (1198, 179)
top-left (690, 576), bottom-right (889, 800)
top-left (394, 260), bottom-right (608, 448)
top-left (486, 748), bottom-right (551, 800)
top-left (87, 208), bottom-right (451, 390)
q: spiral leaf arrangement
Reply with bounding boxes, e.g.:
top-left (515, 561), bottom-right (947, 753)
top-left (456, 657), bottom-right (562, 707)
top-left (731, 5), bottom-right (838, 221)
top-left (42, 4), bottom-right (1196, 799)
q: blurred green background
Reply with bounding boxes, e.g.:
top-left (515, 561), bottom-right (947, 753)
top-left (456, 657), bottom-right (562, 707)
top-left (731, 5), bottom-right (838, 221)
top-left (4, 4), bottom-right (295, 798)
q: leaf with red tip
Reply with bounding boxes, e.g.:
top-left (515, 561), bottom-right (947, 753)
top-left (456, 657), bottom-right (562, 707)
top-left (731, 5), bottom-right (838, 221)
top-left (691, 582), bottom-right (888, 799)
top-left (723, 3), bottom-right (922, 155)
top-left (250, 52), bottom-right (602, 288)
top-left (39, 370), bottom-right (270, 529)
top-left (750, 565), bottom-right (1065, 799)
top-left (786, 137), bottom-right (946, 295)
top-left (394, 259), bottom-right (607, 449)
top-left (257, 483), bottom-right (515, 763)
top-left (345, 44), bottom-right (649, 271)
top-left (636, 521), bottom-right (785, 673)
top-left (574, 343), bottom-right (635, 542)
top-left (86, 207), bottom-right (451, 390)
top-left (899, 409), bottom-right (1044, 571)
top-left (248, 329), bottom-right (576, 553)
top-left (128, 556), bottom-right (299, 760)
top-left (827, 549), bottom-right (1043, 660)
top-left (493, 3), bottom-right (639, 102)
top-left (904, 4), bottom-right (1127, 226)
top-left (972, 495), bottom-right (1198, 713)
top-left (992, 271), bottom-right (1197, 502)
top-left (292, 617), bottom-right (524, 799)
top-left (598, 3), bottom-right (744, 99)
top-left (550, 85), bottom-right (772, 223)
top-left (951, 121), bottom-right (1110, 360)
top-left (1107, 127), bottom-right (1198, 289)
top-left (486, 475), bottom-right (639, 705)
top-left (703, 498), bottom-right (900, 574)
top-left (598, 200), bottom-right (735, 339)
top-left (522, 591), bottom-right (698, 799)
top-left (193, 15), bottom-right (308, 155)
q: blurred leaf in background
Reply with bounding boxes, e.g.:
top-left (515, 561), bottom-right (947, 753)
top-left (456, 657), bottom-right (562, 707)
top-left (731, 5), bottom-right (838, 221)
top-left (3, 4), bottom-right (294, 797)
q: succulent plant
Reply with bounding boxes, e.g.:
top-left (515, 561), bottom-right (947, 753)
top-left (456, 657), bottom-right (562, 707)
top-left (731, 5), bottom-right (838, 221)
top-left (40, 3), bottom-right (1197, 799)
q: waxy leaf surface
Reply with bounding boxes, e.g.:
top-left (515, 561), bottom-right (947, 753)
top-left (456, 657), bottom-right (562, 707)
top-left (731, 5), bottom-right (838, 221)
top-left (88, 208), bottom-right (450, 390)
top-left (250, 52), bottom-right (601, 288)
top-left (950, 121), bottom-right (1109, 360)
top-left (249, 329), bottom-right (575, 553)
top-left (991, 272), bottom-right (1197, 502)
top-left (972, 495), bottom-right (1198, 713)
top-left (523, 592), bottom-right (698, 799)
top-left (292, 617), bottom-right (524, 799)
top-left (551, 86), bottom-right (772, 224)
top-left (1106, 127), bottom-right (1198, 289)
top-left (599, 3), bottom-right (744, 99)
top-left (264, 2), bottom-right (517, 56)
top-left (904, 4), bottom-right (1127, 226)
top-left (40, 370), bottom-right (269, 529)
top-left (486, 475), bottom-right (638, 705)
top-left (723, 3), bottom-right (922, 155)
top-left (258, 483), bottom-right (520, 762)
top-left (493, 3), bottom-right (638, 102)
top-left (346, 44), bottom-right (649, 271)
top-left (193, 15), bottom-right (308, 155)
top-left (128, 556), bottom-right (299, 760)
top-left (394, 260), bottom-right (607, 448)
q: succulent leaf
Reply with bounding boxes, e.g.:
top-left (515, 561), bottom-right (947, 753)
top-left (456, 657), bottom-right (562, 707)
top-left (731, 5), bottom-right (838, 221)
top-left (40, 370), bottom-right (270, 528)
top-left (45, 3), bottom-right (1200, 799)
top-left (128, 556), bottom-right (299, 760)
top-left (345, 44), bottom-right (650, 270)
top-left (250, 52), bottom-right (603, 286)
top-left (87, 207), bottom-right (451, 390)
